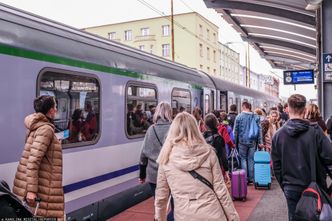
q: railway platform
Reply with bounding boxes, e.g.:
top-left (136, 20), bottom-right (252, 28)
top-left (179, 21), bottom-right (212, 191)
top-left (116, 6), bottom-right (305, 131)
top-left (108, 179), bottom-right (287, 221)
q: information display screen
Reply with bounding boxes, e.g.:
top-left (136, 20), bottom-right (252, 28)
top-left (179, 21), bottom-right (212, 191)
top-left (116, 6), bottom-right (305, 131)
top-left (283, 70), bottom-right (314, 85)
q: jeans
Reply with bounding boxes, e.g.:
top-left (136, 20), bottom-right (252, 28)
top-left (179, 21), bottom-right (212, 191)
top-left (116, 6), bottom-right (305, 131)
top-left (238, 143), bottom-right (256, 182)
top-left (149, 183), bottom-right (174, 221)
top-left (283, 187), bottom-right (302, 221)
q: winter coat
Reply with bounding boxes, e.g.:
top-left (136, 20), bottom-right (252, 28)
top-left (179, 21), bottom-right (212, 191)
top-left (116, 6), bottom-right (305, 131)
top-left (272, 119), bottom-right (332, 192)
top-left (139, 119), bottom-right (171, 184)
top-left (154, 143), bottom-right (239, 221)
top-left (13, 113), bottom-right (64, 220)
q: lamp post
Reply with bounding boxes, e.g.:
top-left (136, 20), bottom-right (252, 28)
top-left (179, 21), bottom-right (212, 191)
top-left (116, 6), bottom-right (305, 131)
top-left (225, 42), bottom-right (250, 87)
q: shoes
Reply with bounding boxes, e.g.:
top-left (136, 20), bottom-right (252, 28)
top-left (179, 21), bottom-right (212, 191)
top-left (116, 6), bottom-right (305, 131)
top-left (247, 180), bottom-right (254, 185)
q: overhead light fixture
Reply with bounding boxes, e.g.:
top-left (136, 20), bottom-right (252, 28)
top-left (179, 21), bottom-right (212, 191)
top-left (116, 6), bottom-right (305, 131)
top-left (305, 0), bottom-right (323, 10)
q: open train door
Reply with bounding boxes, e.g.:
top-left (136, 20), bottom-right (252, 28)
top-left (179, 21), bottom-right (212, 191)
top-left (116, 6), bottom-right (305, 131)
top-left (219, 91), bottom-right (228, 112)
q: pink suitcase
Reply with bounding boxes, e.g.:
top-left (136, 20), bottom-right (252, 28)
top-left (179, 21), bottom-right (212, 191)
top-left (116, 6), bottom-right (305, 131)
top-left (231, 169), bottom-right (247, 201)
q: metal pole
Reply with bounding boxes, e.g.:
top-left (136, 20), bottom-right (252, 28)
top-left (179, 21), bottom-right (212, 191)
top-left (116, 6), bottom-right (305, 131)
top-left (247, 42), bottom-right (251, 88)
top-left (171, 0), bottom-right (175, 61)
top-left (245, 44), bottom-right (248, 87)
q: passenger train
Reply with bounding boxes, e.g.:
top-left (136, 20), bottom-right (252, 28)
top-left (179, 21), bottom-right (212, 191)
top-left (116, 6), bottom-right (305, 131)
top-left (0, 3), bottom-right (278, 220)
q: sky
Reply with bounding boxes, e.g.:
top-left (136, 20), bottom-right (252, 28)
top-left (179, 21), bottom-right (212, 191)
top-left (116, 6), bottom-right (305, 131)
top-left (1, 0), bottom-right (317, 100)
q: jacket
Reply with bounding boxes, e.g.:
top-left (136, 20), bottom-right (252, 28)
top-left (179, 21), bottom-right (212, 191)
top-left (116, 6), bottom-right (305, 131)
top-left (139, 119), bottom-right (171, 184)
top-left (203, 130), bottom-right (228, 172)
top-left (13, 113), bottom-right (64, 220)
top-left (234, 112), bottom-right (262, 146)
top-left (154, 144), bottom-right (239, 221)
top-left (217, 124), bottom-right (235, 150)
top-left (272, 119), bottom-right (332, 192)
top-left (227, 112), bottom-right (237, 129)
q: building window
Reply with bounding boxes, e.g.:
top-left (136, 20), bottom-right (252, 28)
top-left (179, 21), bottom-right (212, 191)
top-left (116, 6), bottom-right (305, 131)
top-left (150, 45), bottom-right (154, 54)
top-left (207, 47), bottom-right (210, 60)
top-left (141, 28), bottom-right (150, 36)
top-left (162, 25), bottom-right (170, 36)
top-left (171, 88), bottom-right (192, 113)
top-left (39, 70), bottom-right (100, 147)
top-left (213, 50), bottom-right (216, 62)
top-left (207, 67), bottom-right (210, 73)
top-left (199, 43), bottom-right (203, 57)
top-left (200, 64), bottom-right (203, 70)
top-left (213, 69), bottom-right (216, 74)
top-left (207, 29), bottom-right (210, 40)
top-left (162, 44), bottom-right (170, 57)
top-left (124, 30), bottom-right (132, 41)
top-left (126, 82), bottom-right (157, 137)
top-left (139, 45), bottom-right (145, 51)
top-left (108, 32), bottom-right (116, 40)
top-left (199, 24), bottom-right (203, 36)
top-left (213, 33), bottom-right (216, 42)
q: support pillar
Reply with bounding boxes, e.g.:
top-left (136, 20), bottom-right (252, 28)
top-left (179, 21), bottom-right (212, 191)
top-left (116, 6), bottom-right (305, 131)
top-left (320, 0), bottom-right (332, 120)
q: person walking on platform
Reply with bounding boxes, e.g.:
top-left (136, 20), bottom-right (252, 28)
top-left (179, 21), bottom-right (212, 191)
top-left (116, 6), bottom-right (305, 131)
top-left (227, 104), bottom-right (238, 129)
top-left (234, 101), bottom-right (263, 184)
top-left (154, 112), bottom-right (239, 221)
top-left (305, 103), bottom-right (328, 135)
top-left (139, 101), bottom-right (172, 194)
top-left (272, 94), bottom-right (332, 221)
top-left (13, 95), bottom-right (64, 220)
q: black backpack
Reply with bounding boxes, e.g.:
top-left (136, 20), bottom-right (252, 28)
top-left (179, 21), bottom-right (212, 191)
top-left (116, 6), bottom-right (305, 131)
top-left (0, 179), bottom-right (33, 218)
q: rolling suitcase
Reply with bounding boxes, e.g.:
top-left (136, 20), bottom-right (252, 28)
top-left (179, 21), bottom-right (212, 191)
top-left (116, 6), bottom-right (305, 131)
top-left (254, 151), bottom-right (271, 189)
top-left (231, 169), bottom-right (247, 201)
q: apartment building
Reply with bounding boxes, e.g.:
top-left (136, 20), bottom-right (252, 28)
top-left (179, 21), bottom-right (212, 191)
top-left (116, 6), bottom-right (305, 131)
top-left (219, 43), bottom-right (240, 84)
top-left (84, 12), bottom-right (220, 76)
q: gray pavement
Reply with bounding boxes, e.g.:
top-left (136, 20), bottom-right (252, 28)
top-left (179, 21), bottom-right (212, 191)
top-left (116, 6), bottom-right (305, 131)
top-left (248, 180), bottom-right (288, 221)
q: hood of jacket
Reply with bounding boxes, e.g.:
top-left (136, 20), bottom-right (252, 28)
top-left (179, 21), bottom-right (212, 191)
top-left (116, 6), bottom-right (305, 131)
top-left (170, 143), bottom-right (212, 172)
top-left (285, 119), bottom-right (310, 137)
top-left (24, 113), bottom-right (54, 131)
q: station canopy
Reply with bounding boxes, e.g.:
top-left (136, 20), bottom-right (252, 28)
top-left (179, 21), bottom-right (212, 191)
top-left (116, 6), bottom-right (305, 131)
top-left (204, 0), bottom-right (319, 70)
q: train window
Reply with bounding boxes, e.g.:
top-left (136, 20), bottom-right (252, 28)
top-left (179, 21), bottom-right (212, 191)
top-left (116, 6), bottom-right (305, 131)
top-left (126, 82), bottom-right (157, 138)
top-left (39, 71), bottom-right (100, 147)
top-left (171, 88), bottom-right (191, 114)
top-left (205, 94), bottom-right (210, 114)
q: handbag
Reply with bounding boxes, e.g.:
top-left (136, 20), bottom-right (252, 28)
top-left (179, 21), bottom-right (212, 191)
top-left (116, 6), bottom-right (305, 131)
top-left (228, 148), bottom-right (240, 173)
top-left (294, 126), bottom-right (332, 221)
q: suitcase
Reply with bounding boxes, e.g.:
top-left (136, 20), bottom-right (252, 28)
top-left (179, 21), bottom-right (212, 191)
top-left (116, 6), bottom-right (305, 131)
top-left (254, 151), bottom-right (271, 189)
top-left (231, 169), bottom-right (247, 201)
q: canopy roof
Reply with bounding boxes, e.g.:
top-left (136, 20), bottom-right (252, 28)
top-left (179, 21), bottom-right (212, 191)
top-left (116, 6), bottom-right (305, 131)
top-left (204, 0), bottom-right (318, 70)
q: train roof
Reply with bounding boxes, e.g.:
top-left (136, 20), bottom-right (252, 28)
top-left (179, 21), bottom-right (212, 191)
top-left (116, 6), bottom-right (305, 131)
top-left (0, 3), bottom-right (214, 88)
top-left (209, 75), bottom-right (279, 103)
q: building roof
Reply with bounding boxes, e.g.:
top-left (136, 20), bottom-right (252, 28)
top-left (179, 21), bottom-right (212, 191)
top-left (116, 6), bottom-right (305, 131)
top-left (204, 0), bottom-right (318, 70)
top-left (84, 11), bottom-right (218, 31)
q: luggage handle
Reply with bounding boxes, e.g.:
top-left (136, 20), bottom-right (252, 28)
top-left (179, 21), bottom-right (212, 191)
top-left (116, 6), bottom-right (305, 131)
top-left (34, 198), bottom-right (41, 216)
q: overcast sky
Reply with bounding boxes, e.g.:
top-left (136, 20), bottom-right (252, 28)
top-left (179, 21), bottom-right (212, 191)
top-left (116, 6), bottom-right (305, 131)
top-left (1, 0), bottom-right (317, 100)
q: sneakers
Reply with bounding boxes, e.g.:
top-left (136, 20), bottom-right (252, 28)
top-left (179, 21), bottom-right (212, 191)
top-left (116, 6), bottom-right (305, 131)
top-left (247, 180), bottom-right (254, 185)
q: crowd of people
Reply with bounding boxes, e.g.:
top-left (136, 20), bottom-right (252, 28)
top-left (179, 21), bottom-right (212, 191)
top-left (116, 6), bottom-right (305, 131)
top-left (6, 94), bottom-right (332, 220)
top-left (139, 95), bottom-right (332, 221)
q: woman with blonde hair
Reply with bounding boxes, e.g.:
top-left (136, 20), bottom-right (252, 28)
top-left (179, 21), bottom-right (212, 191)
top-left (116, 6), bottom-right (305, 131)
top-left (154, 112), bottom-right (239, 221)
top-left (139, 101), bottom-right (172, 195)
top-left (305, 103), bottom-right (328, 134)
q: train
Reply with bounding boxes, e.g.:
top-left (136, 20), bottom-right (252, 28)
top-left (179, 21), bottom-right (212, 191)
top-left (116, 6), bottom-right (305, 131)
top-left (0, 3), bottom-right (278, 220)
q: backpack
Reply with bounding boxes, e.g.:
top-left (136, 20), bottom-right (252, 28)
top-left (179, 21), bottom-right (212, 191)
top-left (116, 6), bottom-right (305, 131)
top-left (248, 115), bottom-right (259, 141)
top-left (205, 133), bottom-right (222, 159)
top-left (0, 179), bottom-right (33, 218)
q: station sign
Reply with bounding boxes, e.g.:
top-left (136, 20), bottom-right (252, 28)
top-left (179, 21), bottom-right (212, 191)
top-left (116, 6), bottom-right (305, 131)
top-left (283, 69), bottom-right (314, 85)
top-left (323, 53), bottom-right (332, 81)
